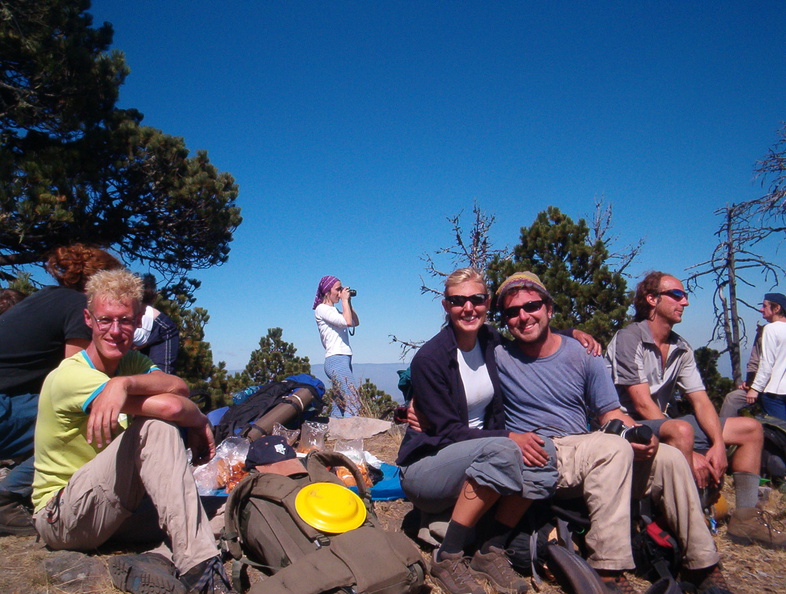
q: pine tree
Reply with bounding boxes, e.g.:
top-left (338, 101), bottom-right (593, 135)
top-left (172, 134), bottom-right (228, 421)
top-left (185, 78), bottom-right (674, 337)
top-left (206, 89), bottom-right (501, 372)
top-left (0, 0), bottom-right (241, 295)
top-left (487, 206), bottom-right (630, 347)
top-left (693, 347), bottom-right (735, 413)
top-left (240, 328), bottom-right (311, 386)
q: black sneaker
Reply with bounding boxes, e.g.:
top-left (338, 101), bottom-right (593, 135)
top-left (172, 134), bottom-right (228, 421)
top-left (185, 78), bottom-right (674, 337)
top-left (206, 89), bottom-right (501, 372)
top-left (179, 556), bottom-right (236, 594)
top-left (109, 553), bottom-right (186, 594)
top-left (598, 570), bottom-right (638, 594)
top-left (682, 564), bottom-right (733, 594)
top-left (0, 492), bottom-right (36, 537)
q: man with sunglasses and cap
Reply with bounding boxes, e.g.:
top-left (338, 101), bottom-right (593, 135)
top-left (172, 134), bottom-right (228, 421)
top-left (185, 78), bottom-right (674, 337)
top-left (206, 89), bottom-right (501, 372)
top-left (605, 272), bottom-right (777, 549)
top-left (493, 271), bottom-right (726, 593)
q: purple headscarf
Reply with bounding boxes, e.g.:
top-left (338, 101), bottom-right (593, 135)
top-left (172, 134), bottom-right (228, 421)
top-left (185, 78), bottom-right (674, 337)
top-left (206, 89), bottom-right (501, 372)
top-left (313, 275), bottom-right (340, 309)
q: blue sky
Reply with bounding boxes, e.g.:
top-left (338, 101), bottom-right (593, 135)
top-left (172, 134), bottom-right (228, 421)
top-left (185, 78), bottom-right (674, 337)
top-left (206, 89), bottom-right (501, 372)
top-left (82, 1), bottom-right (786, 375)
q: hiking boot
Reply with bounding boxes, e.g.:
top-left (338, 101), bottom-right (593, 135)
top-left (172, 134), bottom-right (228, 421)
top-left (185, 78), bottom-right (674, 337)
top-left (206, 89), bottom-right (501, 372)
top-left (598, 570), bottom-right (637, 594)
top-left (727, 507), bottom-right (786, 549)
top-left (109, 553), bottom-right (186, 594)
top-left (430, 550), bottom-right (485, 594)
top-left (0, 492), bottom-right (36, 537)
top-left (179, 556), bottom-right (236, 594)
top-left (681, 564), bottom-right (732, 594)
top-left (470, 546), bottom-right (528, 593)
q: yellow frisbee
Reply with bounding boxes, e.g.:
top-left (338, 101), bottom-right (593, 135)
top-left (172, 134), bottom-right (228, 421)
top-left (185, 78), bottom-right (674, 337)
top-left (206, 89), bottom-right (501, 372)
top-left (295, 482), bottom-right (367, 534)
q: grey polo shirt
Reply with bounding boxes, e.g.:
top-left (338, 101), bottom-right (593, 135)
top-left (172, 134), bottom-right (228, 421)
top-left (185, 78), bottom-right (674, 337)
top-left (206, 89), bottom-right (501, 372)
top-left (605, 319), bottom-right (705, 419)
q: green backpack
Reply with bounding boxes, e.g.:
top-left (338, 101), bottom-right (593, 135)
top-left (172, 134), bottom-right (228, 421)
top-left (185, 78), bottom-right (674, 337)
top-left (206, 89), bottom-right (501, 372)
top-left (222, 450), bottom-right (426, 594)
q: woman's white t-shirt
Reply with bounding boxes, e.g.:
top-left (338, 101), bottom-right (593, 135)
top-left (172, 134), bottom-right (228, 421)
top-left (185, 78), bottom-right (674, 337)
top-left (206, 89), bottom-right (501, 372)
top-left (315, 303), bottom-right (353, 358)
top-left (457, 342), bottom-right (494, 429)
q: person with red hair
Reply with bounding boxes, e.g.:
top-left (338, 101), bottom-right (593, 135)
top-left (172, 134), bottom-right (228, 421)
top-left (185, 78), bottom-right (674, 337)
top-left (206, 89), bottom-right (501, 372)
top-left (0, 244), bottom-right (121, 536)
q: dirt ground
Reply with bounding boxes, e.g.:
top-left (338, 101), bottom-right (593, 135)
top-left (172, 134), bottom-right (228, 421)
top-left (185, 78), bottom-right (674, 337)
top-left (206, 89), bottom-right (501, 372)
top-left (2, 428), bottom-right (786, 593)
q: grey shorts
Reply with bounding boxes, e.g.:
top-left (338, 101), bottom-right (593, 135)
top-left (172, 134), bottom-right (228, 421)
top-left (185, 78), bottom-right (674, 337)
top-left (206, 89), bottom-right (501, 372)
top-left (638, 414), bottom-right (726, 453)
top-left (399, 435), bottom-right (558, 514)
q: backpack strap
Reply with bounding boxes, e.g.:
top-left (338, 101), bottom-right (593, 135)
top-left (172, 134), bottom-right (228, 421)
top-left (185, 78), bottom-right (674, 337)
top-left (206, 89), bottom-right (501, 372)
top-left (254, 493), bottom-right (312, 565)
top-left (305, 450), bottom-right (371, 503)
top-left (529, 530), bottom-right (542, 587)
top-left (223, 471), bottom-right (259, 560)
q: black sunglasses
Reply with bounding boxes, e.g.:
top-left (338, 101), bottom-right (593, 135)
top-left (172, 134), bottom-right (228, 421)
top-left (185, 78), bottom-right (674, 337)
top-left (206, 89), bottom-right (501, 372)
top-left (503, 300), bottom-right (545, 319)
top-left (445, 293), bottom-right (488, 307)
top-left (658, 289), bottom-right (688, 301)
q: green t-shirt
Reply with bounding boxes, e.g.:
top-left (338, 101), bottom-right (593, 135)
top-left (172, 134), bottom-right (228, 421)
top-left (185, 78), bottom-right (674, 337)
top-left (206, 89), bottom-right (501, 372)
top-left (32, 350), bottom-right (157, 512)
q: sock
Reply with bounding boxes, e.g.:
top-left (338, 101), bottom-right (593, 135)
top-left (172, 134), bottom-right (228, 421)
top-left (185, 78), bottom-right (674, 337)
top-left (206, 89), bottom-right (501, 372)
top-left (733, 471), bottom-right (760, 509)
top-left (437, 520), bottom-right (473, 560)
top-left (480, 517), bottom-right (514, 554)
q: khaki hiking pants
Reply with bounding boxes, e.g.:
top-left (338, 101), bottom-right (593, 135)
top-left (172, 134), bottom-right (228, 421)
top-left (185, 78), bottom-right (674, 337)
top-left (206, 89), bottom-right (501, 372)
top-left (34, 418), bottom-right (218, 574)
top-left (554, 433), bottom-right (718, 572)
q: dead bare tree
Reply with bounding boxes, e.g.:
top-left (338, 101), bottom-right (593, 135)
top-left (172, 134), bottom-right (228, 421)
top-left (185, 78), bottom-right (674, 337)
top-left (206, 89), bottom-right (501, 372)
top-left (752, 123), bottom-right (786, 224)
top-left (389, 202), bottom-right (511, 357)
top-left (687, 126), bottom-right (786, 383)
top-left (418, 202), bottom-right (512, 297)
top-left (686, 203), bottom-right (785, 384)
top-left (589, 196), bottom-right (645, 278)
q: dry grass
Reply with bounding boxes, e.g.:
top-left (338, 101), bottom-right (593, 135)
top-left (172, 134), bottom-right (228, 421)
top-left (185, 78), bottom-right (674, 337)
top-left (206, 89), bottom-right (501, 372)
top-left (362, 431), bottom-right (786, 594)
top-left (4, 429), bottom-right (785, 592)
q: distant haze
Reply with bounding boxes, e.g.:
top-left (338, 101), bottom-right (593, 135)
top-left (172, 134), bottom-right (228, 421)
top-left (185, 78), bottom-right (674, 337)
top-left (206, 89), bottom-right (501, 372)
top-left (228, 363), bottom-right (408, 404)
top-left (312, 363), bottom-right (407, 404)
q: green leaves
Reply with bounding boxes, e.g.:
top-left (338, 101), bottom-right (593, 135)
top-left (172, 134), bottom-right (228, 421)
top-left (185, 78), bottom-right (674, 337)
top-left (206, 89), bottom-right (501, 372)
top-left (242, 328), bottom-right (312, 387)
top-left (0, 0), bottom-right (241, 297)
top-left (487, 206), bottom-right (631, 347)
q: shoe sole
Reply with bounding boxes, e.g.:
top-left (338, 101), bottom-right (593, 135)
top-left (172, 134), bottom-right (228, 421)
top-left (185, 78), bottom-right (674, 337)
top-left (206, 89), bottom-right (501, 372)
top-left (108, 556), bottom-right (186, 594)
top-left (430, 572), bottom-right (485, 594)
top-left (727, 532), bottom-right (786, 549)
top-left (0, 524), bottom-right (37, 537)
top-left (469, 567), bottom-right (527, 594)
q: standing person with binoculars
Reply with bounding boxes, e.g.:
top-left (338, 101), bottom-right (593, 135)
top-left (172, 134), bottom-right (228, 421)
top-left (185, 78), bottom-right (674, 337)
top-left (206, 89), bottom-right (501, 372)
top-left (313, 275), bottom-right (360, 416)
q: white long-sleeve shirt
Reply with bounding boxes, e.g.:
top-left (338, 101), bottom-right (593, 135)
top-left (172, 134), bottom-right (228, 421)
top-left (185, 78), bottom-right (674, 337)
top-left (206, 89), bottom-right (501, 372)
top-left (751, 320), bottom-right (786, 395)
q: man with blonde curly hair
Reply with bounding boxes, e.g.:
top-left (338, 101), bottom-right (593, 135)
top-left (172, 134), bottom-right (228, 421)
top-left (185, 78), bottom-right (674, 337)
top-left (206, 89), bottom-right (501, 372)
top-left (32, 269), bottom-right (234, 593)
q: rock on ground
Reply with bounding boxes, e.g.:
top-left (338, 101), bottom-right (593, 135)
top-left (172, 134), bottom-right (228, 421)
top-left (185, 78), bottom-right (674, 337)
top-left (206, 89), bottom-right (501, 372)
top-left (327, 416), bottom-right (393, 441)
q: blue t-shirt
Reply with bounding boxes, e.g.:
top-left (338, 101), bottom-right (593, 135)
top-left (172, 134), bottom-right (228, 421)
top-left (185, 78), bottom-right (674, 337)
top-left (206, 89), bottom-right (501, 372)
top-left (495, 336), bottom-right (620, 437)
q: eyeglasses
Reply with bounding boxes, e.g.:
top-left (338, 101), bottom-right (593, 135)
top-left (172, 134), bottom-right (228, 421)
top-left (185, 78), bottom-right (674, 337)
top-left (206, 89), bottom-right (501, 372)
top-left (503, 300), bottom-right (545, 319)
top-left (445, 293), bottom-right (489, 307)
top-left (658, 289), bottom-right (689, 301)
top-left (90, 312), bottom-right (137, 331)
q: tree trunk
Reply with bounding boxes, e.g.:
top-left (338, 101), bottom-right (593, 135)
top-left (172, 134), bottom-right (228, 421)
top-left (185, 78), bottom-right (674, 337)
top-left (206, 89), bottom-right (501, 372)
top-left (724, 208), bottom-right (743, 384)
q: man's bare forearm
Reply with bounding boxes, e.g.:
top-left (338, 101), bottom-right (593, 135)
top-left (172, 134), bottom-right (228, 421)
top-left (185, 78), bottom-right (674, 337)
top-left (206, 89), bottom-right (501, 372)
top-left (688, 391), bottom-right (724, 446)
top-left (624, 383), bottom-right (666, 420)
top-left (114, 371), bottom-right (189, 398)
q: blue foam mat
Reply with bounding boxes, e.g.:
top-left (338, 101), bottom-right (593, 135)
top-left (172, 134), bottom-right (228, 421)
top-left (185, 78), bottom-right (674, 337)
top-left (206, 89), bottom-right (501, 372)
top-left (350, 463), bottom-right (406, 501)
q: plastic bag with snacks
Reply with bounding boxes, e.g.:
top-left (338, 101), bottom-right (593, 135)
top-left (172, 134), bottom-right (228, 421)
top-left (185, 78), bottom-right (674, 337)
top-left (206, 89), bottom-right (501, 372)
top-left (192, 436), bottom-right (250, 495)
top-left (333, 439), bottom-right (373, 488)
